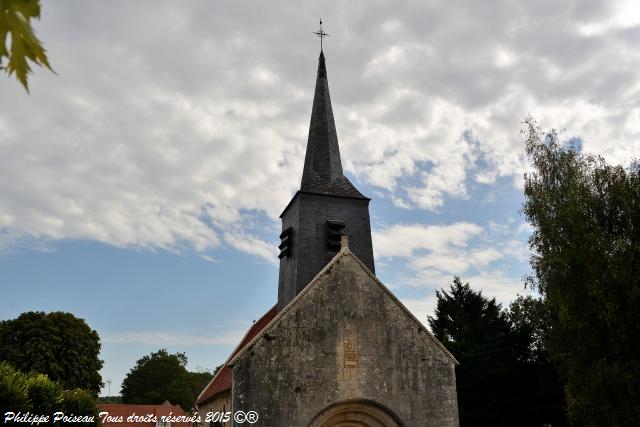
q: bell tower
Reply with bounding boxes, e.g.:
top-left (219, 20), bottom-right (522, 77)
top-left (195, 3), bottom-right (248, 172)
top-left (277, 50), bottom-right (375, 311)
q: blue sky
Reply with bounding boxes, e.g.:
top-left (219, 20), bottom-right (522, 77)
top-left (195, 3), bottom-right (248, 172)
top-left (1, 0), bottom-right (639, 396)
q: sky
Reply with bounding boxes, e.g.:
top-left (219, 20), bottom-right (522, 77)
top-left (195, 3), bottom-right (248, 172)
top-left (1, 0), bottom-right (639, 397)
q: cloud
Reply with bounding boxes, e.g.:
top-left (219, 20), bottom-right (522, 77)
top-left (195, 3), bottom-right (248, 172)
top-left (373, 221), bottom-right (511, 282)
top-left (400, 270), bottom-right (535, 327)
top-left (223, 229), bottom-right (278, 263)
top-left (102, 330), bottom-right (243, 346)
top-left (373, 222), bottom-right (483, 258)
top-left (374, 221), bottom-right (533, 312)
top-left (400, 294), bottom-right (438, 328)
top-left (1, 0), bottom-right (638, 256)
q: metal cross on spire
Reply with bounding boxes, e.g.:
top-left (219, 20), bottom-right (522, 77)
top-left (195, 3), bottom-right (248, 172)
top-left (313, 19), bottom-right (329, 51)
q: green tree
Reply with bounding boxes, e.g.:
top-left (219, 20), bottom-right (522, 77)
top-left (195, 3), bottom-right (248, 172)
top-left (0, 311), bottom-right (104, 395)
top-left (27, 373), bottom-right (63, 415)
top-left (428, 277), bottom-right (520, 426)
top-left (508, 295), bottom-right (551, 362)
top-left (97, 395), bottom-right (122, 404)
top-left (187, 370), bottom-right (214, 403)
top-left (507, 295), bottom-right (567, 426)
top-left (522, 118), bottom-right (640, 425)
top-left (121, 349), bottom-right (212, 411)
top-left (0, 361), bottom-right (30, 415)
top-left (429, 278), bottom-right (567, 426)
top-left (0, 0), bottom-right (53, 91)
top-left (61, 388), bottom-right (98, 427)
top-left (0, 362), bottom-right (67, 416)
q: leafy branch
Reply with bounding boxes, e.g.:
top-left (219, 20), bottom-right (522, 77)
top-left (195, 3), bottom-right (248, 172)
top-left (0, 0), bottom-right (53, 92)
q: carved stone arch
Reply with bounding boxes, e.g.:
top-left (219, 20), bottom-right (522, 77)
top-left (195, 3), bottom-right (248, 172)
top-left (308, 399), bottom-right (404, 427)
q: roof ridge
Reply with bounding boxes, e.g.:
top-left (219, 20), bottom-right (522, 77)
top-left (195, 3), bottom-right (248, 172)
top-left (229, 247), bottom-right (458, 366)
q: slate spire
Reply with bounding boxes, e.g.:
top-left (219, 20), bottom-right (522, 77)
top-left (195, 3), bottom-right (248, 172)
top-left (300, 51), bottom-right (366, 199)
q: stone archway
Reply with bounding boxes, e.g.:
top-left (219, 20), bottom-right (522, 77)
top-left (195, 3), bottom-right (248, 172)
top-left (308, 400), bottom-right (402, 427)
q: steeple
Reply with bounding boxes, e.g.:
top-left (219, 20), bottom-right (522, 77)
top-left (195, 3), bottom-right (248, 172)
top-left (276, 47), bottom-right (375, 311)
top-left (300, 52), bottom-right (366, 199)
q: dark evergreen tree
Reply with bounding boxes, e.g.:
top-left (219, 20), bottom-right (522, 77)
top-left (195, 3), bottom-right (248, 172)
top-left (0, 311), bottom-right (103, 395)
top-left (428, 277), bottom-right (518, 426)
top-left (522, 118), bottom-right (640, 425)
top-left (429, 278), bottom-right (567, 426)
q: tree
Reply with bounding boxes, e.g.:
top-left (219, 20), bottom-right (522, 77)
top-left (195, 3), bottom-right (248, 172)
top-left (522, 118), bottom-right (640, 425)
top-left (187, 370), bottom-right (215, 402)
top-left (0, 0), bottom-right (53, 91)
top-left (27, 373), bottom-right (63, 415)
top-left (0, 361), bottom-right (29, 416)
top-left (0, 311), bottom-right (103, 395)
top-left (61, 388), bottom-right (99, 427)
top-left (428, 278), bottom-right (567, 426)
top-left (507, 296), bottom-right (567, 426)
top-left (0, 361), bottom-right (97, 423)
top-left (428, 277), bottom-right (521, 426)
top-left (507, 295), bottom-right (551, 362)
top-left (121, 349), bottom-right (212, 411)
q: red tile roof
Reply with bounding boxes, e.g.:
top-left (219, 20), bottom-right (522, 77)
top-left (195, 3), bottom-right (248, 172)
top-left (97, 402), bottom-right (191, 426)
top-left (196, 305), bottom-right (278, 405)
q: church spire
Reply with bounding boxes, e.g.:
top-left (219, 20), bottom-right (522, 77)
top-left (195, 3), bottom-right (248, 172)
top-left (300, 51), bottom-right (366, 199)
top-left (276, 41), bottom-right (375, 311)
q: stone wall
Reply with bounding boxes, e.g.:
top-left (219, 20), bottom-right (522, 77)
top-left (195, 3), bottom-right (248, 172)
top-left (234, 251), bottom-right (459, 427)
top-left (197, 391), bottom-right (232, 427)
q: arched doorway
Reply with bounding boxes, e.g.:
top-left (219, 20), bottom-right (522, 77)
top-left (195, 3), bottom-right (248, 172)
top-left (308, 400), bottom-right (402, 427)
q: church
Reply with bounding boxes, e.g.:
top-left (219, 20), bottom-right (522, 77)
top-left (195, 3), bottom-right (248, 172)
top-left (196, 46), bottom-right (459, 427)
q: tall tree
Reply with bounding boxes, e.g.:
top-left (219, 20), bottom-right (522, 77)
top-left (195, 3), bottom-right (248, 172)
top-left (428, 277), bottom-right (519, 426)
top-left (429, 278), bottom-right (567, 426)
top-left (507, 295), bottom-right (567, 426)
top-left (0, 311), bottom-right (103, 396)
top-left (121, 349), bottom-right (212, 411)
top-left (522, 118), bottom-right (640, 425)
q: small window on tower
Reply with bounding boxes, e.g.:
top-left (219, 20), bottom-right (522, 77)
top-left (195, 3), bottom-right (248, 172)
top-left (327, 220), bottom-right (346, 250)
top-left (278, 227), bottom-right (293, 259)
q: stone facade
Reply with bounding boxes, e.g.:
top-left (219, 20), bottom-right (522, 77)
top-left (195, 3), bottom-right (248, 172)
top-left (196, 391), bottom-right (231, 427)
top-left (231, 248), bottom-right (459, 427)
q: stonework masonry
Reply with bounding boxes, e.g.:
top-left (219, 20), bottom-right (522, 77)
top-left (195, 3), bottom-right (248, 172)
top-left (233, 249), bottom-right (459, 427)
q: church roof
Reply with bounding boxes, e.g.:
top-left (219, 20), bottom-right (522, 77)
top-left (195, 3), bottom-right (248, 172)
top-left (196, 305), bottom-right (278, 406)
top-left (300, 51), bottom-right (367, 200)
top-left (229, 242), bottom-right (458, 366)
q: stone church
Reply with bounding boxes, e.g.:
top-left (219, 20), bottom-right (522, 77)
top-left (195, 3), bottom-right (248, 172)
top-left (196, 49), bottom-right (459, 427)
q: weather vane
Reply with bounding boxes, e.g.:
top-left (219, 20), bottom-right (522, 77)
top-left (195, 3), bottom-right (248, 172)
top-left (313, 19), bottom-right (329, 51)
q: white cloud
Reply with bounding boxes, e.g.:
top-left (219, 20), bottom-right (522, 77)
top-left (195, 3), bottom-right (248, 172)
top-left (223, 230), bottom-right (278, 263)
top-left (374, 222), bottom-right (506, 280)
top-left (374, 221), bottom-right (532, 308)
top-left (398, 270), bottom-right (536, 329)
top-left (1, 0), bottom-right (638, 255)
top-left (102, 330), bottom-right (243, 346)
top-left (400, 295), bottom-right (438, 328)
top-left (373, 222), bottom-right (483, 258)
top-left (463, 271), bottom-right (534, 305)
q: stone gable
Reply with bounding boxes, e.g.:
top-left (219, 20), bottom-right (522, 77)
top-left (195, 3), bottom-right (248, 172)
top-left (231, 248), bottom-right (459, 427)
